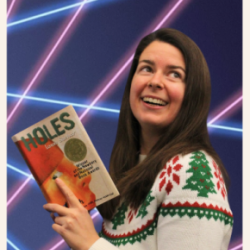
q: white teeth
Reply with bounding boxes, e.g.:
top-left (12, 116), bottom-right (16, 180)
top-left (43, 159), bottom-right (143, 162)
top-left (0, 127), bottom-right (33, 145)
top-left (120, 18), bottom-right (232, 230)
top-left (142, 97), bottom-right (167, 106)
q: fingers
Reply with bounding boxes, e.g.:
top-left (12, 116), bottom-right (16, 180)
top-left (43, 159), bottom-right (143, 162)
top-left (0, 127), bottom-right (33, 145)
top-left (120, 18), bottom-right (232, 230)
top-left (52, 223), bottom-right (65, 236)
top-left (55, 178), bottom-right (80, 208)
top-left (43, 203), bottom-right (68, 216)
top-left (50, 212), bottom-right (55, 221)
top-left (54, 215), bottom-right (66, 226)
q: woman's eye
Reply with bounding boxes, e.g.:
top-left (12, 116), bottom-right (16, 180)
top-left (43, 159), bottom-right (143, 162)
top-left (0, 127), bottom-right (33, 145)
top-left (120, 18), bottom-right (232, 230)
top-left (170, 71), bottom-right (181, 78)
top-left (141, 66), bottom-right (152, 72)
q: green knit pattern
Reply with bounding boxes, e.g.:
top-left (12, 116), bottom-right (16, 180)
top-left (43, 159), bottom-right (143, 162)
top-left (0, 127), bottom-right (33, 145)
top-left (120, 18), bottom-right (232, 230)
top-left (136, 190), bottom-right (155, 219)
top-left (182, 151), bottom-right (217, 197)
top-left (159, 206), bottom-right (233, 226)
top-left (111, 202), bottom-right (128, 230)
top-left (100, 216), bottom-right (158, 246)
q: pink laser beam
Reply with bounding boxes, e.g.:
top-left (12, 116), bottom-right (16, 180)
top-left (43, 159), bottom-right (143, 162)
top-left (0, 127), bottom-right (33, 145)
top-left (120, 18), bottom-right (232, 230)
top-left (229, 243), bottom-right (243, 250)
top-left (7, 1), bottom-right (87, 124)
top-left (153, 0), bottom-right (183, 31)
top-left (47, 211), bottom-right (100, 250)
top-left (208, 96), bottom-right (242, 125)
top-left (7, 0), bottom-right (17, 19)
top-left (48, 239), bottom-right (65, 250)
top-left (7, 175), bottom-right (33, 207)
top-left (79, 54), bottom-right (134, 120)
top-left (79, 0), bottom-right (184, 120)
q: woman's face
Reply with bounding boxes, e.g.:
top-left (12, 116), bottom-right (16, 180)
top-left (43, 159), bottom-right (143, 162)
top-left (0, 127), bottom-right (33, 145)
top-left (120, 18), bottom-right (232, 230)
top-left (129, 41), bottom-right (186, 133)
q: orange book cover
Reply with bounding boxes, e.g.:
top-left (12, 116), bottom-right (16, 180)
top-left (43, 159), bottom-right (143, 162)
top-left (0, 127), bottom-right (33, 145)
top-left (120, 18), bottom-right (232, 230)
top-left (12, 105), bottom-right (119, 210)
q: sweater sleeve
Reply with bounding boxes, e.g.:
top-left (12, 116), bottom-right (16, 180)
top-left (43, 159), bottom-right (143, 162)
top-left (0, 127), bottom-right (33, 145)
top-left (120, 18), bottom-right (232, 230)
top-left (156, 151), bottom-right (233, 250)
top-left (89, 238), bottom-right (119, 250)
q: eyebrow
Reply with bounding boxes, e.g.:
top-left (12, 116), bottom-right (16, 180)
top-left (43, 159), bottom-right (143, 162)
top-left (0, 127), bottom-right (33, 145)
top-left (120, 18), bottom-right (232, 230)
top-left (138, 59), bottom-right (186, 74)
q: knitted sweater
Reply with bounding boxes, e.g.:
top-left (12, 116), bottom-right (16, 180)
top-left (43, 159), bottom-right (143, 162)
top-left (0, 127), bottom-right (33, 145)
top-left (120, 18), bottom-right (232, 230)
top-left (90, 151), bottom-right (233, 250)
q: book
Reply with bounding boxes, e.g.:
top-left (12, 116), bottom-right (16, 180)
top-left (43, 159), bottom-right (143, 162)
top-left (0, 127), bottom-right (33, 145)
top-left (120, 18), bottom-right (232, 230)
top-left (12, 105), bottom-right (119, 210)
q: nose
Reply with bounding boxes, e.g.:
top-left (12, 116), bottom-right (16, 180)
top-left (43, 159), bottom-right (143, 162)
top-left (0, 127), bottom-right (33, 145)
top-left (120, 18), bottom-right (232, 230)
top-left (147, 72), bottom-right (164, 89)
top-left (147, 82), bottom-right (163, 89)
top-left (147, 80), bottom-right (164, 90)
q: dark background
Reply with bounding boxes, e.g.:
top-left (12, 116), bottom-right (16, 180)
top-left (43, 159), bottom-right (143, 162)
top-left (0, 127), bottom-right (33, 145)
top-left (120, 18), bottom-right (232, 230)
top-left (7, 0), bottom-right (242, 249)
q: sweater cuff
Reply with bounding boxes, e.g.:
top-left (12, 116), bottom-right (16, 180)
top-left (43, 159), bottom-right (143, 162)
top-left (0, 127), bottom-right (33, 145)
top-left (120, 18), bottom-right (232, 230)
top-left (89, 238), bottom-right (118, 250)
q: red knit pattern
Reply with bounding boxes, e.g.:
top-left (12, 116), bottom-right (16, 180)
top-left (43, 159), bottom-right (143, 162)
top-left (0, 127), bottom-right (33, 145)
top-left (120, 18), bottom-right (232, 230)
top-left (212, 160), bottom-right (227, 199)
top-left (159, 156), bottom-right (183, 194)
top-left (161, 201), bottom-right (233, 217)
top-left (173, 156), bottom-right (179, 164)
top-left (102, 213), bottom-right (157, 238)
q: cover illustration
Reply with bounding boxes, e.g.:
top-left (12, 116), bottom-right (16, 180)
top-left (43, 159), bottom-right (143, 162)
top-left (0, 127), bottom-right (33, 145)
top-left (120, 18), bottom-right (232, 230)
top-left (12, 105), bottom-right (119, 210)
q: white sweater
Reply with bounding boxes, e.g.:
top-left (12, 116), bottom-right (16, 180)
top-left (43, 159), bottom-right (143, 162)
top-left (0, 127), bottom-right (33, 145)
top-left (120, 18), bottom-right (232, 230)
top-left (90, 151), bottom-right (233, 250)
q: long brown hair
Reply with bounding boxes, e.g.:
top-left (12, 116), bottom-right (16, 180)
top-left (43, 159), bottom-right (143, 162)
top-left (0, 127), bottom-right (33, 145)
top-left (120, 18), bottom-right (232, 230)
top-left (97, 28), bottom-right (230, 219)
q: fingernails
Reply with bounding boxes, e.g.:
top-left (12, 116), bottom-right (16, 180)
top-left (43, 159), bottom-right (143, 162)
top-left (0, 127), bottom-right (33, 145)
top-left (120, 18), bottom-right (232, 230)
top-left (55, 178), bottom-right (61, 184)
top-left (43, 205), bottom-right (52, 213)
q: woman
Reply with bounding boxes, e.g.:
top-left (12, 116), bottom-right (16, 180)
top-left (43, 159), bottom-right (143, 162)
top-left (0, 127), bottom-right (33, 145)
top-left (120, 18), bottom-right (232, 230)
top-left (44, 28), bottom-right (233, 250)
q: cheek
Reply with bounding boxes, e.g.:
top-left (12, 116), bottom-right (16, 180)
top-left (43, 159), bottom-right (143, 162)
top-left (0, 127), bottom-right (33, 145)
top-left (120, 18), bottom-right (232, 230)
top-left (129, 79), bottom-right (140, 105)
top-left (129, 80), bottom-right (143, 119)
top-left (170, 84), bottom-right (185, 104)
top-left (129, 89), bottom-right (137, 116)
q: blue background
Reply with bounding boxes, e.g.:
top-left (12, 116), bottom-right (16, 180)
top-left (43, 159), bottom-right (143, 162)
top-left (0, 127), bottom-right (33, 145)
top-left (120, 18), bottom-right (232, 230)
top-left (7, 0), bottom-right (242, 249)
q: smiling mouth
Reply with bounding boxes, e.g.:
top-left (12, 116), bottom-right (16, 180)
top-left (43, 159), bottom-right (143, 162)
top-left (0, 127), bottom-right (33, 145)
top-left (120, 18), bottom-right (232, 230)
top-left (142, 97), bottom-right (168, 106)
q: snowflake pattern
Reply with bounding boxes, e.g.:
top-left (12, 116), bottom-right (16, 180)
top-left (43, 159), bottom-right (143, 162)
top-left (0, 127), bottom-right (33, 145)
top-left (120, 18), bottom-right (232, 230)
top-left (159, 156), bottom-right (183, 195)
top-left (212, 160), bottom-right (226, 199)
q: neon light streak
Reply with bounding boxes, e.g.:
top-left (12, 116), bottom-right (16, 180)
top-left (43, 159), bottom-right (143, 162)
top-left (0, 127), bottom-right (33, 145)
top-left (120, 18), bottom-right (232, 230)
top-left (229, 243), bottom-right (243, 250)
top-left (208, 96), bottom-right (242, 125)
top-left (7, 1), bottom-right (87, 124)
top-left (48, 211), bottom-right (100, 250)
top-left (7, 0), bottom-right (17, 19)
top-left (79, 0), bottom-right (184, 120)
top-left (48, 239), bottom-right (65, 250)
top-left (7, 0), bottom-right (97, 28)
top-left (7, 164), bottom-right (34, 179)
top-left (7, 92), bottom-right (242, 133)
top-left (91, 210), bottom-right (100, 220)
top-left (7, 92), bottom-right (120, 113)
top-left (152, 0), bottom-right (183, 31)
top-left (207, 124), bottom-right (242, 133)
top-left (7, 175), bottom-right (33, 207)
top-left (7, 239), bottom-right (20, 250)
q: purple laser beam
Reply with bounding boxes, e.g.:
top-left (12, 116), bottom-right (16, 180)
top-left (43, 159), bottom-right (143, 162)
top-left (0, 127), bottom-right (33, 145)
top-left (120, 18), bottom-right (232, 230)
top-left (208, 96), bottom-right (242, 125)
top-left (7, 0), bottom-right (17, 19)
top-left (229, 243), bottom-right (243, 250)
top-left (7, 1), bottom-right (86, 124)
top-left (7, 175), bottom-right (33, 207)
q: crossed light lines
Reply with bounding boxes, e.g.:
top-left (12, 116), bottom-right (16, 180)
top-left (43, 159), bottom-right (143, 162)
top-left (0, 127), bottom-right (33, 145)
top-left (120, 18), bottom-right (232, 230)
top-left (7, 92), bottom-right (242, 132)
top-left (208, 96), bottom-right (243, 125)
top-left (7, 0), bottom-right (87, 125)
top-left (7, 0), bottom-right (242, 249)
top-left (7, 1), bottom-right (90, 249)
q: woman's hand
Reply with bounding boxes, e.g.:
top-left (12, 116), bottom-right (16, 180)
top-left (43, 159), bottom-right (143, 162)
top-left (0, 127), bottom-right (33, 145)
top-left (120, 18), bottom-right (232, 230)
top-left (43, 178), bottom-right (100, 250)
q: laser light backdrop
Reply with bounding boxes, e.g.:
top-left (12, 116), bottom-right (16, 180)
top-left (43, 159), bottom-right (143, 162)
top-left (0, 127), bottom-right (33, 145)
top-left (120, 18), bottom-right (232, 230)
top-left (7, 0), bottom-right (242, 249)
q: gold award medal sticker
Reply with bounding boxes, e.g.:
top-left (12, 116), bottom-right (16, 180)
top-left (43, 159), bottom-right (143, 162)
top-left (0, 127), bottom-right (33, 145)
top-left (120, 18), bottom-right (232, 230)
top-left (64, 138), bottom-right (87, 162)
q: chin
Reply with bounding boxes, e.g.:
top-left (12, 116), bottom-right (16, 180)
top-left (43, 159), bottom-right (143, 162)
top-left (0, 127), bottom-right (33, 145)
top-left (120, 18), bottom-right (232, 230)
top-left (141, 120), bottom-right (170, 131)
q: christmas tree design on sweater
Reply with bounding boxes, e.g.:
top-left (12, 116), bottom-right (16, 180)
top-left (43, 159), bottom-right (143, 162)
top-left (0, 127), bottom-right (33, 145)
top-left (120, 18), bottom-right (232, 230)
top-left (182, 151), bottom-right (217, 197)
top-left (136, 190), bottom-right (155, 219)
top-left (112, 202), bottom-right (128, 229)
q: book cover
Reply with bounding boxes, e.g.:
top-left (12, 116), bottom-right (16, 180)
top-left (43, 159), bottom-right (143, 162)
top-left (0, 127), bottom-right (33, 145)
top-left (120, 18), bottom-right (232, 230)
top-left (12, 105), bottom-right (119, 210)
